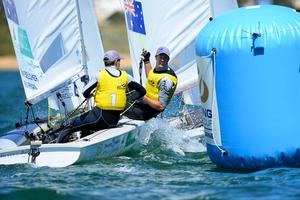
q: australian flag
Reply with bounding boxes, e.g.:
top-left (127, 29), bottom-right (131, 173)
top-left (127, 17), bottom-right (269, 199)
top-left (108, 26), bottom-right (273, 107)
top-left (3, 0), bottom-right (19, 25)
top-left (124, 0), bottom-right (146, 35)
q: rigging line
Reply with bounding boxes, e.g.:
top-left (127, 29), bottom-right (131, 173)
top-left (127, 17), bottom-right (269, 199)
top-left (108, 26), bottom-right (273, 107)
top-left (120, 90), bottom-right (144, 116)
top-left (46, 95), bottom-right (92, 137)
top-left (120, 100), bottom-right (138, 117)
top-left (56, 92), bottom-right (68, 118)
top-left (63, 95), bottom-right (91, 125)
top-left (28, 104), bottom-right (45, 134)
top-left (25, 104), bottom-right (30, 125)
top-left (126, 90), bottom-right (135, 95)
top-left (47, 105), bottom-right (51, 127)
top-left (210, 49), bottom-right (227, 156)
top-left (48, 99), bottom-right (88, 122)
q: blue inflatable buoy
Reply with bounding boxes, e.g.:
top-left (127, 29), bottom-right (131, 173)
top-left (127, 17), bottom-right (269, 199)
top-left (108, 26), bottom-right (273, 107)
top-left (196, 5), bottom-right (300, 170)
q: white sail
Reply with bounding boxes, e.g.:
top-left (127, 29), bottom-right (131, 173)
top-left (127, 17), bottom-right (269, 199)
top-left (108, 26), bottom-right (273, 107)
top-left (47, 0), bottom-right (104, 113)
top-left (78, 0), bottom-right (104, 80)
top-left (3, 0), bottom-right (103, 105)
top-left (0, 0), bottom-right (162, 168)
top-left (120, 0), bottom-right (237, 105)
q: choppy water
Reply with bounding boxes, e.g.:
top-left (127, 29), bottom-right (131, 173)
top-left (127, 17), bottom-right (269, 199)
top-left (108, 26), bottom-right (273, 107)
top-left (1, 71), bottom-right (300, 200)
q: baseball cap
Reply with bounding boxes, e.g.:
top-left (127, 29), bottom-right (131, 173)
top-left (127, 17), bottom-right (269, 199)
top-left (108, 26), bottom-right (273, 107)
top-left (103, 50), bottom-right (124, 62)
top-left (155, 46), bottom-right (170, 58)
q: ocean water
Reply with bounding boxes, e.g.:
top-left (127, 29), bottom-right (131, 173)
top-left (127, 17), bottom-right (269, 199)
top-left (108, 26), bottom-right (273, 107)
top-left (1, 71), bottom-right (300, 200)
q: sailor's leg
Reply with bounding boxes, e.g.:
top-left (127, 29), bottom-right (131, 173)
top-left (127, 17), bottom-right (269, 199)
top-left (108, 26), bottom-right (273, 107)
top-left (100, 110), bottom-right (120, 128)
top-left (75, 109), bottom-right (120, 138)
top-left (124, 102), bottom-right (158, 120)
top-left (57, 108), bottom-right (102, 142)
top-left (70, 107), bottom-right (102, 131)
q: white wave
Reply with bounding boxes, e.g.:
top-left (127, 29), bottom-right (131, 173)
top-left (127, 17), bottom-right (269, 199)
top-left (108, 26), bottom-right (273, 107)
top-left (137, 118), bottom-right (206, 155)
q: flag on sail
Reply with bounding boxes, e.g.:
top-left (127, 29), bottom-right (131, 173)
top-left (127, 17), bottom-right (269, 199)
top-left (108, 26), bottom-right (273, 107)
top-left (3, 0), bottom-right (19, 25)
top-left (124, 0), bottom-right (146, 35)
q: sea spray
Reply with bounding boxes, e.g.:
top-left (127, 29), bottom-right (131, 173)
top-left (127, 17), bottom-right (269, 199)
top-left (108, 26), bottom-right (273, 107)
top-left (136, 118), bottom-right (206, 156)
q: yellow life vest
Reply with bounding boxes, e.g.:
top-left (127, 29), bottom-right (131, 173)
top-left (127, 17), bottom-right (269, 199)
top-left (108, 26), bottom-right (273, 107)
top-left (145, 68), bottom-right (177, 101)
top-left (94, 69), bottom-right (128, 110)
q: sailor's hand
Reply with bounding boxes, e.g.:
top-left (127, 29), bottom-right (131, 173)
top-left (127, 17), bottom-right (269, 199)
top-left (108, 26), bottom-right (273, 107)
top-left (141, 49), bottom-right (150, 63)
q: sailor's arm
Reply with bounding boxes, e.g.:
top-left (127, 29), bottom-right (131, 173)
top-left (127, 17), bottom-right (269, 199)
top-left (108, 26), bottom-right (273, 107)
top-left (144, 77), bottom-right (174, 112)
top-left (142, 50), bottom-right (151, 77)
top-left (126, 74), bottom-right (146, 102)
top-left (144, 62), bottom-right (152, 77)
top-left (82, 77), bottom-right (98, 98)
top-left (128, 81), bottom-right (146, 99)
top-left (143, 96), bottom-right (165, 111)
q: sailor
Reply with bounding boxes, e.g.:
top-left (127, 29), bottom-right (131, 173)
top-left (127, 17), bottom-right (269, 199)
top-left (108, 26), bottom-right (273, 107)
top-left (57, 50), bottom-right (145, 142)
top-left (124, 46), bottom-right (177, 120)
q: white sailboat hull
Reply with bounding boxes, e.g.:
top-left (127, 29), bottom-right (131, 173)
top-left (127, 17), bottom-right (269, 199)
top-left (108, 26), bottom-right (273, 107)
top-left (0, 118), bottom-right (144, 168)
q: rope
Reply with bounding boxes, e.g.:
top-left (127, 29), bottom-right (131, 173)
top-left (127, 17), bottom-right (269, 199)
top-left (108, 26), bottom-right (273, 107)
top-left (120, 100), bottom-right (137, 117)
top-left (42, 94), bottom-right (93, 141)
top-left (209, 48), bottom-right (227, 156)
top-left (59, 95), bottom-right (92, 127)
top-left (28, 103), bottom-right (45, 134)
top-left (47, 105), bottom-right (51, 127)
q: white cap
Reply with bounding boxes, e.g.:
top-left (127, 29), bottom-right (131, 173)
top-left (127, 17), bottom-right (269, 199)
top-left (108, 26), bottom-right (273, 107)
top-left (155, 46), bottom-right (170, 58)
top-left (103, 50), bottom-right (124, 62)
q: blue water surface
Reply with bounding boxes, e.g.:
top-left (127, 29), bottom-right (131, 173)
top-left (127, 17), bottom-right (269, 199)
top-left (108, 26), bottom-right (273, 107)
top-left (1, 71), bottom-right (300, 200)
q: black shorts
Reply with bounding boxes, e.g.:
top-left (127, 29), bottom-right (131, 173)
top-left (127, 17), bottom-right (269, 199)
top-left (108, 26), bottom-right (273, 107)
top-left (71, 107), bottom-right (121, 131)
top-left (124, 101), bottom-right (160, 120)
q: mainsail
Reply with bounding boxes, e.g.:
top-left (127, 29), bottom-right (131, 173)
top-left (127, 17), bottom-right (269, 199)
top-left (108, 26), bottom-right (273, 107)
top-left (120, 0), bottom-right (237, 124)
top-left (47, 0), bottom-right (105, 114)
top-left (120, 0), bottom-right (237, 100)
top-left (3, 0), bottom-right (104, 106)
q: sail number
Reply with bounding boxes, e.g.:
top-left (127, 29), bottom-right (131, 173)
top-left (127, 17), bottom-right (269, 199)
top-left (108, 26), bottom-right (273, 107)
top-left (110, 93), bottom-right (117, 107)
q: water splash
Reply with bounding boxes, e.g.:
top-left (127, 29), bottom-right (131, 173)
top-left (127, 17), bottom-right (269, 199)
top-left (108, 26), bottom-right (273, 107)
top-left (136, 118), bottom-right (206, 156)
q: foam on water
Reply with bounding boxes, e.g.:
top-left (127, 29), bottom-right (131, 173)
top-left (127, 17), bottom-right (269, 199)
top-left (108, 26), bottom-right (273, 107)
top-left (136, 118), bottom-right (206, 156)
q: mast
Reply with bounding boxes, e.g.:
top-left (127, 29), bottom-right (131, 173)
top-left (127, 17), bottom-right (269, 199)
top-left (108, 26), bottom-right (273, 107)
top-left (75, 0), bottom-right (89, 84)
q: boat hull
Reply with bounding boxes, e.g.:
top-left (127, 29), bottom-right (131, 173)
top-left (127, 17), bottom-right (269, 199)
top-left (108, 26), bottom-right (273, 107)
top-left (0, 118), bottom-right (144, 168)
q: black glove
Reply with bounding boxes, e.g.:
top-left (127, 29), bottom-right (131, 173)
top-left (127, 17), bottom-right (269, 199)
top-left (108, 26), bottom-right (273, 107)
top-left (83, 81), bottom-right (97, 98)
top-left (142, 50), bottom-right (150, 63)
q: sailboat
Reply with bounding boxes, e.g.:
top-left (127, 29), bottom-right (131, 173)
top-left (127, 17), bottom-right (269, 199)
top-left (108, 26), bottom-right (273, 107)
top-left (0, 0), bottom-right (238, 168)
top-left (120, 0), bottom-right (238, 135)
top-left (0, 0), bottom-right (145, 167)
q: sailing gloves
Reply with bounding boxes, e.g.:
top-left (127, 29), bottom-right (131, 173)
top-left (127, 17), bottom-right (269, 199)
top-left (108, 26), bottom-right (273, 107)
top-left (142, 50), bottom-right (150, 64)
